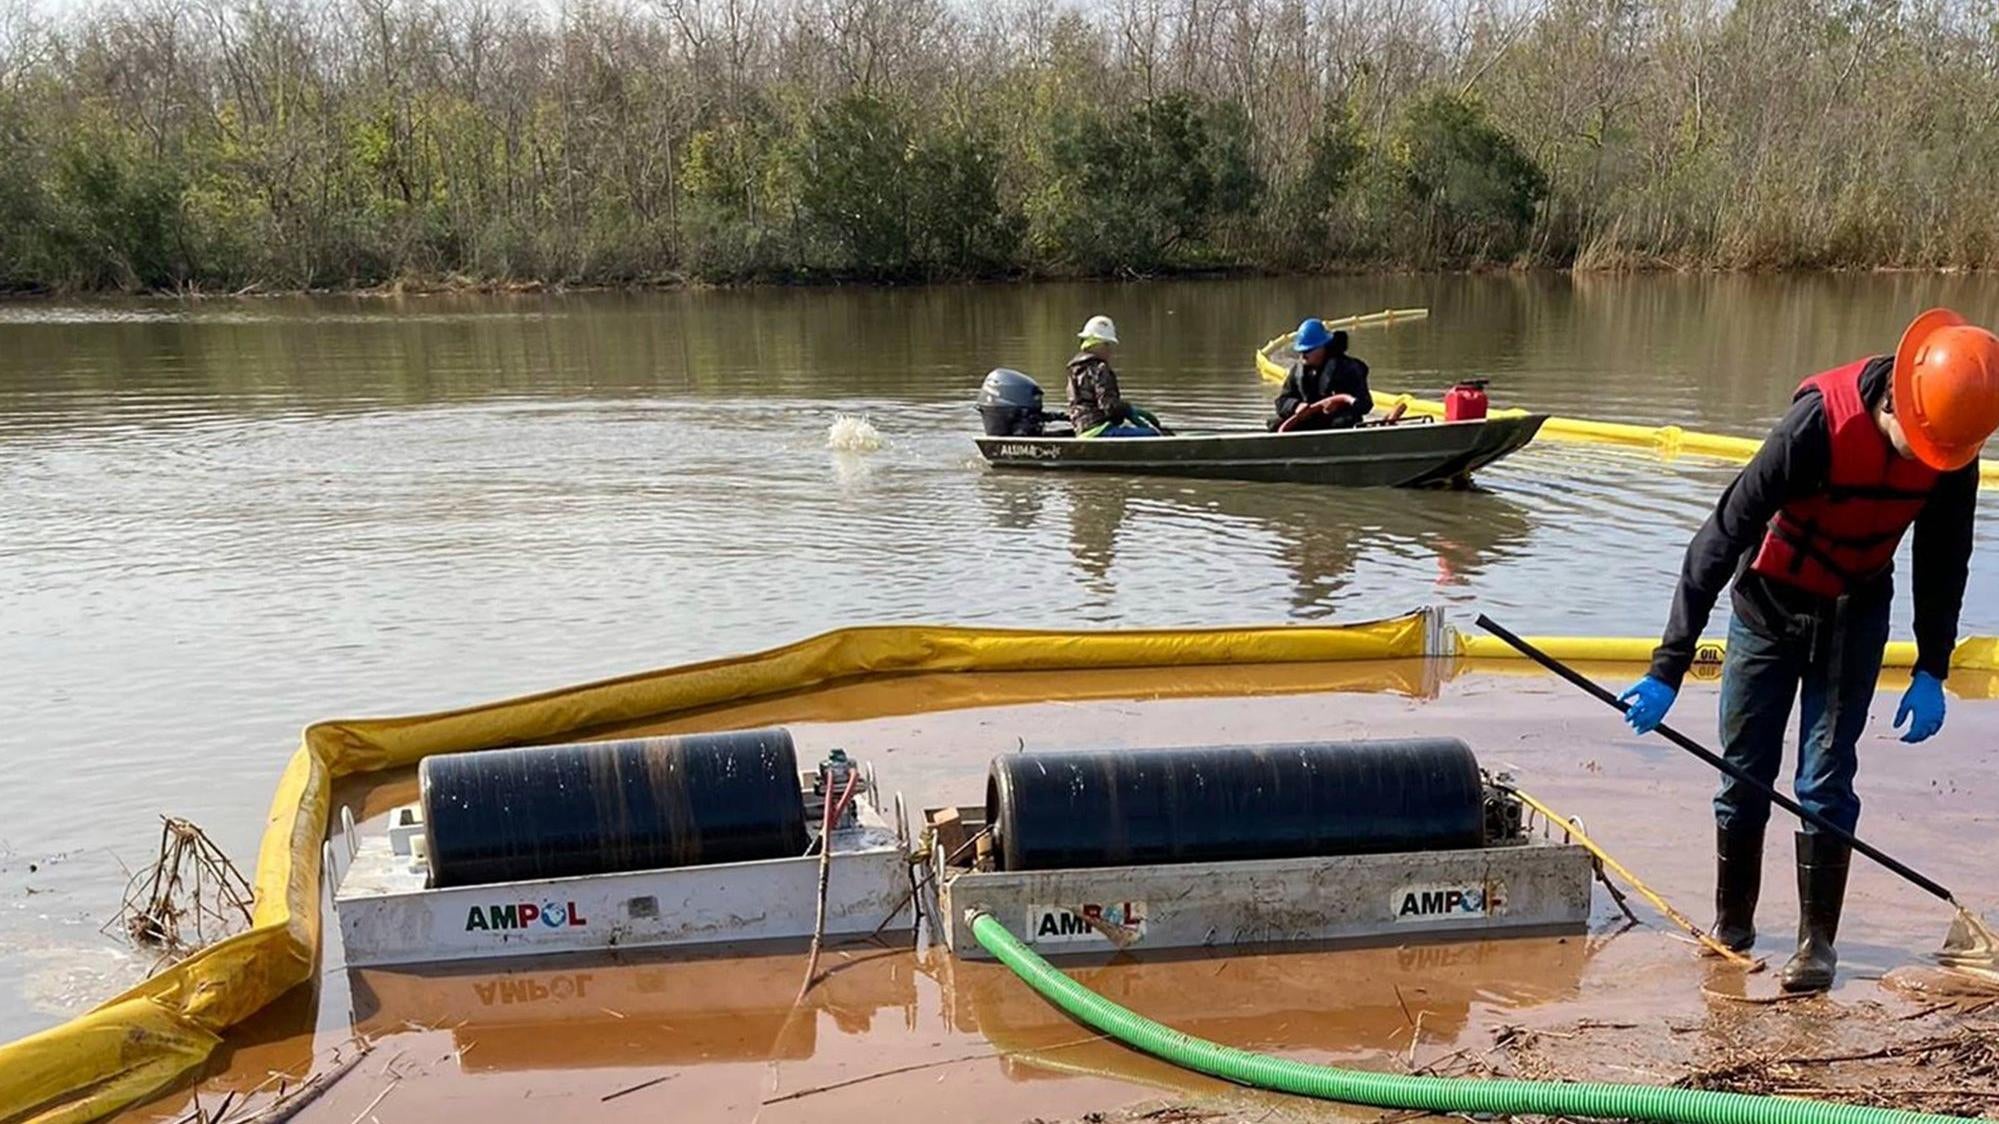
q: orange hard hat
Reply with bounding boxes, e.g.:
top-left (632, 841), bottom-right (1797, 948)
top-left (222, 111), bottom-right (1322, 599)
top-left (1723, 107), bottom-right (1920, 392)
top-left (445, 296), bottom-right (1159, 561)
top-left (1894, 308), bottom-right (1999, 471)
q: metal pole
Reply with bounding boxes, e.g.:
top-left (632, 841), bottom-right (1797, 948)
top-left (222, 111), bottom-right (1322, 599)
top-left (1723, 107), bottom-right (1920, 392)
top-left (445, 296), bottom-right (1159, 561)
top-left (1473, 613), bottom-right (1959, 907)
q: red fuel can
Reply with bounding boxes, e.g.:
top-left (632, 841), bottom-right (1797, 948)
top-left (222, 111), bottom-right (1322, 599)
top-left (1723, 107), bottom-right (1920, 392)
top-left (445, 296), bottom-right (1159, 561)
top-left (1444, 379), bottom-right (1490, 421)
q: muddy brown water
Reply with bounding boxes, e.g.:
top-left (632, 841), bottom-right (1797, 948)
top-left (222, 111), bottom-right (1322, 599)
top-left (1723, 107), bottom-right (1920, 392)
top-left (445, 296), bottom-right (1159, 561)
top-left (2, 274), bottom-right (1999, 1114)
top-left (127, 668), bottom-right (1999, 1122)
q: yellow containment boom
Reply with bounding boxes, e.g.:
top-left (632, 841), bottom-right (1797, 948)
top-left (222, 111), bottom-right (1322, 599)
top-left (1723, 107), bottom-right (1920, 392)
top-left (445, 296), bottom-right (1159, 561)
top-left (1322, 306), bottom-right (1430, 332)
top-left (1455, 633), bottom-right (1999, 682)
top-left (1255, 308), bottom-right (1429, 377)
top-left (1254, 332), bottom-right (1999, 486)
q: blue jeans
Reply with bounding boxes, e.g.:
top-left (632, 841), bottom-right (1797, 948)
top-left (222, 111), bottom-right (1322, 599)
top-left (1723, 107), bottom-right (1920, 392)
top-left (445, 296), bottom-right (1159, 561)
top-left (1714, 591), bottom-right (1891, 837)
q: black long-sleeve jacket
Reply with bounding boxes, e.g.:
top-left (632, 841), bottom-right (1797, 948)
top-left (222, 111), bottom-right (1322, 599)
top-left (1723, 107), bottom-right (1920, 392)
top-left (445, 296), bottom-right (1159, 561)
top-left (1272, 355), bottom-right (1372, 431)
top-left (1649, 356), bottom-right (1978, 688)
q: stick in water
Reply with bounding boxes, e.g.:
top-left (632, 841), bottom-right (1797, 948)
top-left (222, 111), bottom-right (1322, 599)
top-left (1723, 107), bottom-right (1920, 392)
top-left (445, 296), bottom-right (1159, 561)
top-left (796, 769), bottom-right (861, 1003)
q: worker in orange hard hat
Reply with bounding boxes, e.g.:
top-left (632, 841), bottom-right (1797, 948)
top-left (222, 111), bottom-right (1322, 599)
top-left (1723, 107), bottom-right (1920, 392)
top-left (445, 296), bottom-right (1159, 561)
top-left (1618, 308), bottom-right (1999, 993)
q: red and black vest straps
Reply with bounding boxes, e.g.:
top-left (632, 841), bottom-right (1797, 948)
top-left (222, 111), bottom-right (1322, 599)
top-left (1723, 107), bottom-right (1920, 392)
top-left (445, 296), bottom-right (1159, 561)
top-left (1748, 359), bottom-right (1940, 597)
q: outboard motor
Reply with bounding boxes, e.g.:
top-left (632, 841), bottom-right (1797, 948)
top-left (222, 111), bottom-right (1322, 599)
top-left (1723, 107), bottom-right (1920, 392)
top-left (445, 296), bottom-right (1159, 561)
top-left (978, 368), bottom-right (1051, 437)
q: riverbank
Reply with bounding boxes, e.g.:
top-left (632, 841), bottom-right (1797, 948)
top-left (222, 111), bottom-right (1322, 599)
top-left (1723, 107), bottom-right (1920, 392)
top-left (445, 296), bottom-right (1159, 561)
top-left (4, 260), bottom-right (1996, 303)
top-left (1039, 1001), bottom-right (1999, 1124)
top-left (6, 0), bottom-right (1998, 294)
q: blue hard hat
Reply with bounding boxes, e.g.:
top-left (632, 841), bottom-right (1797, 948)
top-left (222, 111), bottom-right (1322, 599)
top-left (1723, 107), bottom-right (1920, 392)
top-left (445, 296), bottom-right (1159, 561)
top-left (1294, 318), bottom-right (1332, 353)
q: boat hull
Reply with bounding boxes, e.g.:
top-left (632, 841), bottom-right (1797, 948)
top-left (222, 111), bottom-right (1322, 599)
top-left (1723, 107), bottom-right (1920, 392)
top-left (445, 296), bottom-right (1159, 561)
top-left (975, 414), bottom-right (1547, 487)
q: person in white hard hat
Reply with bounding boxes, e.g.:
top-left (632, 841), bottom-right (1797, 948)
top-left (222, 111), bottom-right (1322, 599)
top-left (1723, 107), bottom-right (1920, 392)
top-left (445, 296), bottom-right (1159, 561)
top-left (1066, 315), bottom-right (1165, 437)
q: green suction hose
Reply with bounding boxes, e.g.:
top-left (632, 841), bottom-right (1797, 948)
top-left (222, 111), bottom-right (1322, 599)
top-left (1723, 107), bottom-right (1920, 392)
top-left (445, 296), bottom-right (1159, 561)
top-left (968, 910), bottom-right (1960, 1124)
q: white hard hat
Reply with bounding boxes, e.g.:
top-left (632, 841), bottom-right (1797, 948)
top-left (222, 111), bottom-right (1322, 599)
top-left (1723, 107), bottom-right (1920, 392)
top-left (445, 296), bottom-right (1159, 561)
top-left (1079, 315), bottom-right (1119, 345)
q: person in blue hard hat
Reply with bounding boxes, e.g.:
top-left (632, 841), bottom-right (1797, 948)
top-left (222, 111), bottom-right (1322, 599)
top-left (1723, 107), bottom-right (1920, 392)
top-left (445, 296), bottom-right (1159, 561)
top-left (1270, 318), bottom-right (1372, 432)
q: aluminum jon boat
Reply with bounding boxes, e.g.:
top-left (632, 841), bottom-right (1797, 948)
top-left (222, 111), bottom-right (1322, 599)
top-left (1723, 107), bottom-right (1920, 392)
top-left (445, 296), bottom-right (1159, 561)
top-left (976, 413), bottom-right (1548, 487)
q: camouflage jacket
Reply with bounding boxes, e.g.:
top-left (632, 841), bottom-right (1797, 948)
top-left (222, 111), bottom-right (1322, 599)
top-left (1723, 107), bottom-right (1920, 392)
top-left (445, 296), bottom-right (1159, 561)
top-left (1066, 351), bottom-right (1130, 432)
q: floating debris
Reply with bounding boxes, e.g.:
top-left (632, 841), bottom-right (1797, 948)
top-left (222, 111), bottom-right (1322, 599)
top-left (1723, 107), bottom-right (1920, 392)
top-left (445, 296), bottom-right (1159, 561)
top-left (1942, 907), bottom-right (1999, 981)
top-left (109, 816), bottom-right (254, 968)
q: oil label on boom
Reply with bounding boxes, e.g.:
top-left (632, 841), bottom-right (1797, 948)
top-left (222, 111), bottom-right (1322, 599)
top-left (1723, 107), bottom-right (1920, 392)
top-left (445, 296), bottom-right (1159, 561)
top-left (1027, 901), bottom-right (1149, 946)
top-left (1392, 882), bottom-right (1506, 923)
top-left (1689, 642), bottom-right (1726, 681)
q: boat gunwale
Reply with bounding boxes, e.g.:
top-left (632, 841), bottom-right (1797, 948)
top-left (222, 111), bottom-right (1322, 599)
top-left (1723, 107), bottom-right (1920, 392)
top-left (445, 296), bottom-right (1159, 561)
top-left (973, 414), bottom-right (1548, 452)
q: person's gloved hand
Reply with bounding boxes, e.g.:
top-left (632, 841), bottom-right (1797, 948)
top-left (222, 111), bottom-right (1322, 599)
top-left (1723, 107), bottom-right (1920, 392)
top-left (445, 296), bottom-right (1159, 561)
top-left (1617, 676), bottom-right (1677, 735)
top-left (1895, 670), bottom-right (1946, 743)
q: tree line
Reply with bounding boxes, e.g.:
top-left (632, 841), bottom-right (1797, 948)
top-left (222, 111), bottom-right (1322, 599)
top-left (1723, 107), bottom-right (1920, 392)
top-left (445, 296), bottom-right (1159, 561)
top-left (1, 0), bottom-right (1994, 292)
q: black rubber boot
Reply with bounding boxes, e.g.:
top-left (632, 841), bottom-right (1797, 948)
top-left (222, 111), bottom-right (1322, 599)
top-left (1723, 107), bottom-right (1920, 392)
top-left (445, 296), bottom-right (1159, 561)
top-left (1780, 831), bottom-right (1852, 992)
top-left (1710, 822), bottom-right (1765, 953)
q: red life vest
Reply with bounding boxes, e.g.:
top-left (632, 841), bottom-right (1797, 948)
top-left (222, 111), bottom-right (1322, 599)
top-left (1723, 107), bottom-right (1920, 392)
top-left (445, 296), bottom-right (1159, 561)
top-left (1747, 360), bottom-right (1940, 597)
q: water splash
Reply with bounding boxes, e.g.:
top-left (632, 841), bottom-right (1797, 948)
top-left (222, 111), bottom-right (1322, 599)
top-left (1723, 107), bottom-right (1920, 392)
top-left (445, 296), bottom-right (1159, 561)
top-left (826, 414), bottom-right (884, 453)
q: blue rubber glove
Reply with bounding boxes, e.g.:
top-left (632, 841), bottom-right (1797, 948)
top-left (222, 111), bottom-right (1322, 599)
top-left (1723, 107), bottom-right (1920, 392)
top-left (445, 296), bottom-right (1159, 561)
top-left (1895, 670), bottom-right (1946, 743)
top-left (1617, 676), bottom-right (1677, 735)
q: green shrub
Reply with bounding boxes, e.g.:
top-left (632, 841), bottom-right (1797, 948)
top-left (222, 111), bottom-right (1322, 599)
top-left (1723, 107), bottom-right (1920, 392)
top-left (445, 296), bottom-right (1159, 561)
top-left (1392, 92), bottom-right (1547, 264)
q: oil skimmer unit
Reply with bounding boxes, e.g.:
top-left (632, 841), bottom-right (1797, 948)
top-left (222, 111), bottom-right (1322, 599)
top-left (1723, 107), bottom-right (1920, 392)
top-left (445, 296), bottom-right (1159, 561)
top-left (328, 729), bottom-right (1590, 966)
top-left (928, 737), bottom-right (1594, 958)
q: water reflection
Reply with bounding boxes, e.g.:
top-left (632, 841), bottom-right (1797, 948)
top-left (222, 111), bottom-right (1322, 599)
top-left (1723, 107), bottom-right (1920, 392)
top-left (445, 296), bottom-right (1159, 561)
top-left (1170, 482), bottom-right (1535, 613)
top-left (980, 473), bottom-right (1536, 614)
top-left (329, 930), bottom-right (1598, 1086)
top-left (347, 947), bottom-right (919, 1069)
top-left (934, 933), bottom-right (1597, 1066)
top-left (1064, 482), bottom-right (1130, 590)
